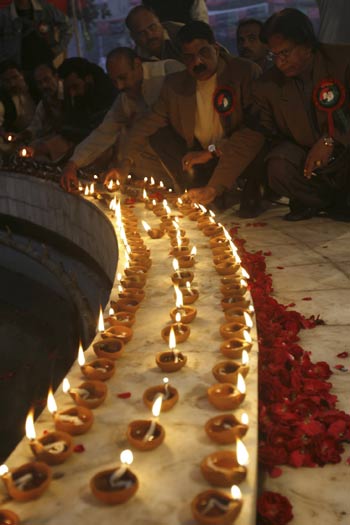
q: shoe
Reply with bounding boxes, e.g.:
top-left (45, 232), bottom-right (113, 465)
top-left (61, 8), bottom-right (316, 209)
top-left (239, 199), bottom-right (264, 218)
top-left (283, 207), bottom-right (317, 221)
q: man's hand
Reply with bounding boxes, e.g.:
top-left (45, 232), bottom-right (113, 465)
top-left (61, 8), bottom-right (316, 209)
top-left (304, 137), bottom-right (334, 179)
top-left (182, 150), bottom-right (212, 171)
top-left (104, 158), bottom-right (132, 186)
top-left (185, 186), bottom-right (217, 205)
top-left (60, 161), bottom-right (79, 193)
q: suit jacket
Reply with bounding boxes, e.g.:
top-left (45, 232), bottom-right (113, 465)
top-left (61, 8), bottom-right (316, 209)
top-left (124, 55), bottom-right (265, 191)
top-left (251, 43), bottom-right (350, 150)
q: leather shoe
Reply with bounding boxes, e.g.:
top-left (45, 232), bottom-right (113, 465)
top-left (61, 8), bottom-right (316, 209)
top-left (283, 207), bottom-right (316, 221)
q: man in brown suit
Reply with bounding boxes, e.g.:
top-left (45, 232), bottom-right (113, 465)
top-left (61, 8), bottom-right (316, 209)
top-left (251, 8), bottom-right (350, 221)
top-left (115, 21), bottom-right (265, 211)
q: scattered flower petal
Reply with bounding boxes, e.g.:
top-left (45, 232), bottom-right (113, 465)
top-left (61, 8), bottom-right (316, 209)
top-left (117, 392), bottom-right (131, 399)
top-left (302, 297), bottom-right (312, 301)
top-left (73, 444), bottom-right (85, 453)
top-left (337, 352), bottom-right (349, 358)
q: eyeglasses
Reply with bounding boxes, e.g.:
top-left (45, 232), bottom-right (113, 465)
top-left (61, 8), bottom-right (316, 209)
top-left (270, 44), bottom-right (298, 61)
top-left (181, 46), bottom-right (215, 64)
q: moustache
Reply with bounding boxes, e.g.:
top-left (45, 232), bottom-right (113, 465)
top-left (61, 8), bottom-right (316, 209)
top-left (193, 63), bottom-right (207, 74)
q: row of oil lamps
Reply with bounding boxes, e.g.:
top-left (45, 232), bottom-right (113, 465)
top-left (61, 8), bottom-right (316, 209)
top-left (0, 178), bottom-right (255, 525)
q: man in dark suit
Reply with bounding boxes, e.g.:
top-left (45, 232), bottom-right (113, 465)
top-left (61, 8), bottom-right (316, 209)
top-left (251, 8), bottom-right (350, 221)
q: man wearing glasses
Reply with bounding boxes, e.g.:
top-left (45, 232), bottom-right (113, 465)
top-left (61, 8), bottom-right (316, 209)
top-left (115, 21), bottom-right (265, 215)
top-left (251, 8), bottom-right (350, 221)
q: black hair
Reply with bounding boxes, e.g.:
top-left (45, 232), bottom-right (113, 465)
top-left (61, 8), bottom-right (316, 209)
top-left (125, 5), bottom-right (158, 31)
top-left (0, 59), bottom-right (21, 77)
top-left (57, 57), bottom-right (96, 80)
top-left (176, 21), bottom-right (216, 47)
top-left (34, 62), bottom-right (57, 76)
top-left (106, 47), bottom-right (139, 67)
top-left (237, 18), bottom-right (263, 35)
top-left (260, 8), bottom-right (318, 49)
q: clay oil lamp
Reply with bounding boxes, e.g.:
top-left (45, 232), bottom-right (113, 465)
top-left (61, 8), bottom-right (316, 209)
top-left (200, 440), bottom-right (249, 487)
top-left (118, 286), bottom-right (145, 303)
top-left (191, 485), bottom-right (242, 525)
top-left (220, 332), bottom-right (252, 360)
top-left (205, 413), bottom-right (249, 445)
top-left (127, 394), bottom-right (165, 451)
top-left (0, 463), bottom-right (51, 503)
top-left (19, 147), bottom-right (33, 159)
top-left (124, 265), bottom-right (148, 278)
top-left (93, 338), bottom-right (124, 360)
top-left (170, 286), bottom-right (197, 324)
top-left (208, 374), bottom-right (246, 410)
top-left (212, 354), bottom-right (249, 384)
top-left (224, 307), bottom-right (247, 324)
top-left (90, 449), bottom-right (138, 505)
top-left (63, 377), bottom-right (107, 409)
top-left (170, 244), bottom-right (191, 258)
top-left (25, 408), bottom-right (73, 466)
top-left (102, 323), bottom-right (133, 344)
top-left (177, 246), bottom-right (197, 269)
top-left (213, 252), bottom-right (236, 266)
top-left (171, 258), bottom-right (194, 287)
top-left (220, 322), bottom-right (247, 341)
top-left (130, 245), bottom-right (151, 258)
top-left (0, 509), bottom-right (19, 524)
top-left (221, 296), bottom-right (250, 311)
top-left (105, 306), bottom-right (135, 328)
top-left (128, 255), bottom-right (152, 270)
top-left (46, 387), bottom-right (93, 435)
top-left (78, 344), bottom-right (115, 381)
top-left (203, 222), bottom-right (223, 237)
top-left (143, 378), bottom-right (178, 412)
top-left (220, 282), bottom-right (248, 299)
top-left (156, 326), bottom-right (187, 372)
top-left (120, 275), bottom-right (146, 290)
top-left (111, 297), bottom-right (141, 314)
top-left (187, 207), bottom-right (205, 221)
top-left (170, 235), bottom-right (190, 247)
top-left (141, 220), bottom-right (164, 239)
top-left (215, 260), bottom-right (241, 276)
top-left (161, 312), bottom-right (190, 344)
top-left (179, 281), bottom-right (199, 304)
top-left (6, 133), bottom-right (14, 143)
top-left (210, 235), bottom-right (231, 251)
top-left (167, 225), bottom-right (186, 239)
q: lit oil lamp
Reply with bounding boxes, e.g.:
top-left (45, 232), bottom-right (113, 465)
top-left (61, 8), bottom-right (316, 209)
top-left (110, 297), bottom-right (141, 314)
top-left (18, 147), bottom-right (33, 158)
top-left (171, 259), bottom-right (194, 287)
top-left (220, 331), bottom-right (253, 360)
top-left (220, 322), bottom-right (247, 341)
top-left (200, 439), bottom-right (249, 486)
top-left (177, 246), bottom-right (197, 268)
top-left (47, 388), bottom-right (94, 435)
top-left (127, 394), bottom-right (165, 450)
top-left (143, 378), bottom-right (178, 412)
top-left (179, 281), bottom-right (199, 304)
top-left (105, 308), bottom-right (136, 328)
top-left (25, 408), bottom-right (73, 465)
top-left (78, 344), bottom-right (115, 381)
top-left (191, 485), bottom-right (242, 525)
top-left (161, 312), bottom-right (190, 344)
top-left (118, 287), bottom-right (145, 303)
top-left (124, 266), bottom-right (148, 278)
top-left (205, 413), bottom-right (249, 444)
top-left (102, 323), bottom-right (134, 344)
top-left (63, 377), bottom-right (107, 409)
top-left (221, 296), bottom-right (250, 311)
top-left (93, 338), bottom-right (125, 360)
top-left (170, 235), bottom-right (190, 248)
top-left (224, 307), bottom-right (250, 324)
top-left (170, 245), bottom-right (191, 258)
top-left (156, 326), bottom-right (187, 372)
top-left (212, 354), bottom-right (249, 384)
top-left (120, 275), bottom-right (146, 290)
top-left (90, 449), bottom-right (138, 504)
top-left (170, 286), bottom-right (197, 324)
top-left (0, 462), bottom-right (51, 502)
top-left (203, 223), bottom-right (223, 237)
top-left (208, 374), bottom-right (246, 410)
top-left (0, 509), bottom-right (19, 524)
top-left (141, 220), bottom-right (164, 239)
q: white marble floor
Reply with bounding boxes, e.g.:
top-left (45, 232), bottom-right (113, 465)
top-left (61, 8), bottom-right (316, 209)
top-left (220, 203), bottom-right (350, 525)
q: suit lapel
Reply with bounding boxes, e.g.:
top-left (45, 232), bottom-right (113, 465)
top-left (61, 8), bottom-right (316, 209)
top-left (280, 77), bottom-right (316, 145)
top-left (179, 75), bottom-right (196, 147)
top-left (312, 49), bottom-right (333, 135)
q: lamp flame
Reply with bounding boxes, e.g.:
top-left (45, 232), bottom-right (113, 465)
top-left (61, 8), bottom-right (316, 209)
top-left (236, 438), bottom-right (249, 466)
top-left (243, 312), bottom-right (253, 328)
top-left (241, 413), bottom-right (249, 425)
top-left (78, 342), bottom-right (85, 366)
top-left (25, 407), bottom-right (36, 441)
top-left (98, 306), bottom-right (105, 332)
top-left (152, 393), bottom-right (163, 418)
top-left (190, 246), bottom-right (197, 257)
top-left (243, 330), bottom-right (252, 343)
top-left (109, 307), bottom-right (115, 316)
top-left (169, 327), bottom-right (177, 350)
top-left (174, 285), bottom-right (183, 308)
top-left (237, 373), bottom-right (246, 395)
top-left (172, 259), bottom-right (179, 272)
top-left (175, 311), bottom-right (181, 323)
top-left (0, 465), bottom-right (9, 477)
top-left (241, 267), bottom-right (250, 279)
top-left (141, 220), bottom-right (151, 232)
top-left (47, 388), bottom-right (57, 414)
top-left (120, 449), bottom-right (133, 466)
top-left (231, 485), bottom-right (242, 501)
top-left (89, 183), bottom-right (94, 194)
top-left (62, 377), bottom-right (70, 394)
top-left (241, 350), bottom-right (249, 366)
top-left (84, 186), bottom-right (89, 196)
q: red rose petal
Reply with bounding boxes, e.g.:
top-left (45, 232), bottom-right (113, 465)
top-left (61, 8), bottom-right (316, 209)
top-left (337, 352), bottom-right (349, 358)
top-left (302, 297), bottom-right (312, 301)
top-left (264, 251), bottom-right (272, 256)
top-left (334, 364), bottom-right (348, 371)
top-left (276, 266), bottom-right (284, 270)
top-left (117, 392), bottom-right (131, 399)
top-left (269, 467), bottom-right (283, 478)
top-left (73, 444), bottom-right (85, 453)
top-left (346, 457), bottom-right (350, 465)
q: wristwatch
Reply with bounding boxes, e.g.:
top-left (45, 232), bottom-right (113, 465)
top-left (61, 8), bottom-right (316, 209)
top-left (208, 144), bottom-right (220, 158)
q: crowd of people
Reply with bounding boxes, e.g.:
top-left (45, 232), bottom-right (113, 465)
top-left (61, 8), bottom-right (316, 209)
top-left (1, 0), bottom-right (350, 221)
